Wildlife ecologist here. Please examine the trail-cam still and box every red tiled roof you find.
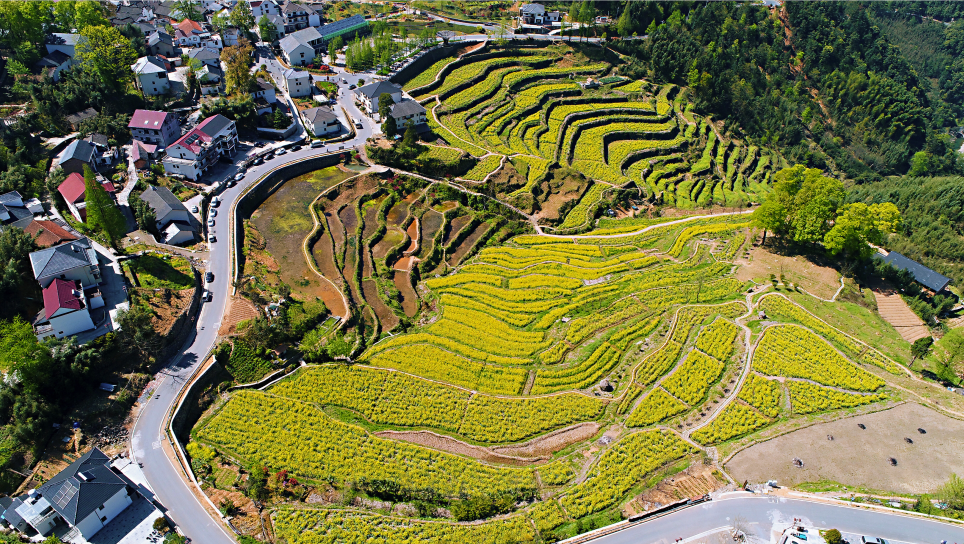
[178,19,202,34]
[128,110,169,129]
[24,220,78,248]
[58,172,117,204]
[42,278,83,317]
[58,172,86,204]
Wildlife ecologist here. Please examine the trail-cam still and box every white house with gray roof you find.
[139,186,197,245]
[279,29,318,66]
[389,100,427,128]
[301,107,342,136]
[353,80,403,114]
[131,56,170,96]
[282,68,312,97]
[30,237,101,289]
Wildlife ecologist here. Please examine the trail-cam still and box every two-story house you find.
[55,140,98,175]
[162,114,238,180]
[353,80,403,115]
[302,107,342,136]
[147,30,176,57]
[129,110,181,148]
[187,46,221,68]
[389,100,427,129]
[4,449,139,541]
[250,0,280,18]
[253,78,277,115]
[519,3,560,25]
[280,0,320,33]
[279,28,319,66]
[30,237,101,289]
[34,278,97,340]
[57,172,117,223]
[131,55,170,96]
[139,186,197,245]
[282,68,311,97]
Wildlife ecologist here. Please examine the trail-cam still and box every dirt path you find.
[873,288,930,344]
[491,423,601,458]
[373,430,547,466]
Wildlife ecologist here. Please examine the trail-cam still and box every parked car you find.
[355,121,363,129]
[190,205,199,213]
[208,234,216,243]
[349,84,356,90]
[234,173,244,181]
[310,140,324,148]
[227,180,236,188]
[211,197,220,207]
[205,272,214,283]
[861,538,887,544]
[291,144,302,151]
[276,148,287,155]
[209,209,217,218]
[254,157,264,165]
[202,290,213,302]
[207,218,215,227]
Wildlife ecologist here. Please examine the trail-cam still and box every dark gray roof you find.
[0,203,33,229]
[65,107,98,126]
[85,133,110,148]
[355,80,401,100]
[30,237,96,280]
[2,497,24,528]
[59,139,96,164]
[148,30,173,46]
[188,47,220,61]
[0,191,22,206]
[879,252,952,292]
[37,448,128,526]
[198,114,233,137]
[318,14,368,39]
[36,50,72,68]
[255,78,274,91]
[390,99,426,118]
[303,107,338,124]
[520,3,546,14]
[140,186,187,219]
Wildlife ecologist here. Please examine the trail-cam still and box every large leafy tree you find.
[823,202,901,259]
[54,0,108,32]
[258,15,277,43]
[221,40,254,95]
[173,0,202,22]
[82,165,127,245]
[0,1,51,59]
[76,25,138,93]
[230,0,255,33]
[0,228,38,320]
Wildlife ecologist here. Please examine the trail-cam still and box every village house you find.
[129,110,181,148]
[57,171,117,223]
[30,237,101,289]
[162,114,238,180]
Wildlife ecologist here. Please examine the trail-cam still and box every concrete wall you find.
[75,488,132,540]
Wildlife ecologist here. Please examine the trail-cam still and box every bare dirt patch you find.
[624,462,727,516]
[372,228,405,261]
[492,423,601,458]
[361,195,386,239]
[735,244,841,299]
[394,270,418,317]
[374,430,545,466]
[136,287,195,336]
[404,217,420,255]
[448,222,490,265]
[363,279,399,331]
[205,487,263,538]
[417,211,444,259]
[442,214,471,246]
[338,204,358,234]
[393,255,417,271]
[726,402,964,494]
[219,297,260,336]
[309,231,348,318]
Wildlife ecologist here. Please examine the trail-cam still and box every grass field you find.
[124,254,193,290]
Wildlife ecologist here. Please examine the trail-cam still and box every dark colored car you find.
[205,272,214,283]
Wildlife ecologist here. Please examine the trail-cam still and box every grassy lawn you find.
[124,254,194,290]
[784,287,912,366]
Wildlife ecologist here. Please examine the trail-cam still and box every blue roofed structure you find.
[879,251,951,293]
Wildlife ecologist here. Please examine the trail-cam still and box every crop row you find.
[197,392,540,496]
[558,183,608,231]
[758,295,902,374]
[440,293,538,328]
[273,509,537,544]
[365,332,532,366]
[737,373,782,418]
[428,55,551,98]
[403,57,457,91]
[508,155,553,197]
[560,429,695,517]
[531,342,623,394]
[661,350,725,406]
[625,387,688,428]
[462,155,504,182]
[752,325,885,392]
[609,315,661,351]
[425,109,489,157]
[786,380,886,415]
[691,402,771,445]
[506,274,584,291]
[694,318,741,361]
[364,343,528,395]
[668,220,753,258]
[566,296,647,345]
[446,66,521,110]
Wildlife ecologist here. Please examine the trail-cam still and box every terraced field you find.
[195,197,911,542]
[406,43,786,232]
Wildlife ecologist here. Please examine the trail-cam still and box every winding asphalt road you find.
[126,37,964,544]
[588,494,964,543]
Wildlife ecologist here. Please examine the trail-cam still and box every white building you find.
[139,186,197,245]
[279,29,318,67]
[128,110,181,147]
[519,3,560,25]
[279,0,321,33]
[34,278,96,340]
[249,0,281,18]
[4,449,137,541]
[302,107,342,136]
[353,80,403,114]
[162,114,238,180]
[44,33,84,62]
[389,100,427,128]
[282,68,312,97]
[131,56,170,96]
[29,238,101,289]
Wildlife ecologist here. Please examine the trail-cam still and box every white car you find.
[276,148,287,155]
[234,173,244,181]
[209,209,217,218]
[207,218,215,227]
[190,206,199,213]
[211,197,220,207]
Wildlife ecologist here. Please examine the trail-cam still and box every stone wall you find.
[157,267,202,363]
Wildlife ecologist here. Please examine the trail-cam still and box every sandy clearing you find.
[491,423,601,458]
[725,402,964,494]
[873,289,930,343]
[373,430,546,466]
